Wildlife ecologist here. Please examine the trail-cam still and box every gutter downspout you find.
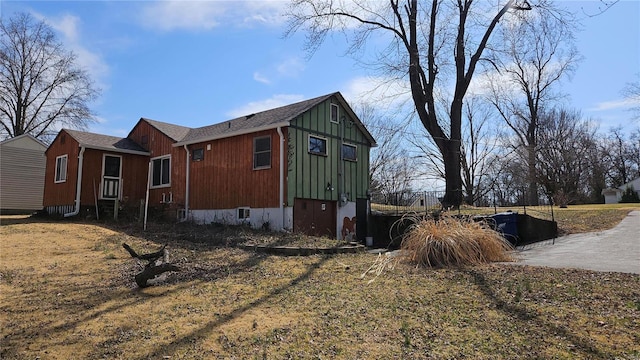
[64,146,85,217]
[183,145,190,221]
[277,127,285,230]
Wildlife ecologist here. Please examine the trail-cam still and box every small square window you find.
[238,207,250,220]
[342,144,357,161]
[309,135,327,156]
[192,148,204,161]
[330,103,339,123]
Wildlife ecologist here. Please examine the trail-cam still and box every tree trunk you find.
[527,144,539,205]
[135,263,181,288]
[441,142,462,208]
[122,243,180,288]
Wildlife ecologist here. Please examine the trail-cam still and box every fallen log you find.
[134,263,181,288]
[122,243,180,288]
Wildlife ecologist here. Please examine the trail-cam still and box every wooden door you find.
[293,198,336,238]
[102,155,121,199]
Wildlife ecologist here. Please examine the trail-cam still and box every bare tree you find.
[623,75,640,121]
[286,0,536,208]
[535,108,598,205]
[356,103,420,203]
[484,4,580,205]
[0,12,99,142]
[602,127,640,187]
[411,95,504,205]
[459,97,504,205]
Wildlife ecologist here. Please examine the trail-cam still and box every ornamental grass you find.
[399,215,516,268]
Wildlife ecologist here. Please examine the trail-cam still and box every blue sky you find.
[1,0,638,137]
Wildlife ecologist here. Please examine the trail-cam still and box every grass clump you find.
[399,215,516,268]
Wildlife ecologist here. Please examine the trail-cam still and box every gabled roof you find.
[64,129,149,155]
[175,93,334,146]
[0,133,47,150]
[138,118,191,142]
[174,92,377,147]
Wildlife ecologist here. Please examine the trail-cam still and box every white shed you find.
[0,134,47,213]
[602,177,640,204]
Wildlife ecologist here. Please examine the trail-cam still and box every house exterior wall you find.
[43,130,80,209]
[187,129,283,210]
[129,120,185,210]
[79,149,149,207]
[43,131,151,214]
[0,135,46,212]
[287,97,371,205]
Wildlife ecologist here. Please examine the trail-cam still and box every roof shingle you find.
[178,93,335,144]
[65,129,148,154]
[141,118,191,142]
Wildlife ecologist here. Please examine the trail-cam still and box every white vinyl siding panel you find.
[0,146,46,211]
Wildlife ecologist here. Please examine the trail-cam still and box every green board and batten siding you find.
[287,97,371,206]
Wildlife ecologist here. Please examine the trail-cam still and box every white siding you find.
[0,138,46,212]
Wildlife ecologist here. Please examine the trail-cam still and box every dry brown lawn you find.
[1,209,639,359]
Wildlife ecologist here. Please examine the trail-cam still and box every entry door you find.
[293,198,336,238]
[102,155,121,199]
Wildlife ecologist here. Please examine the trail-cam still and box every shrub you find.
[399,215,516,268]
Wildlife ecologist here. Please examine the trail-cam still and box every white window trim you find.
[100,154,122,200]
[342,143,357,162]
[253,135,272,170]
[308,134,328,156]
[54,154,68,183]
[151,155,171,189]
[330,103,339,124]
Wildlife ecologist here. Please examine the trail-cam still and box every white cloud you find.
[35,12,110,89]
[277,57,305,77]
[588,97,640,112]
[226,94,306,118]
[140,0,287,32]
[253,57,305,85]
[341,76,412,111]
[253,72,271,84]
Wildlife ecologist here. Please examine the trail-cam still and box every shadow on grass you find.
[133,255,329,359]
[466,269,614,359]
[0,214,50,226]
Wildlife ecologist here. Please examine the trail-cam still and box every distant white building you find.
[602,177,640,204]
[0,134,47,213]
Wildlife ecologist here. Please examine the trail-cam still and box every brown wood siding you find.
[79,149,149,207]
[129,120,184,209]
[188,129,282,209]
[43,130,80,207]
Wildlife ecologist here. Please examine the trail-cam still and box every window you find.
[151,156,171,187]
[192,148,204,161]
[342,144,357,161]
[309,135,327,156]
[55,155,67,183]
[238,207,250,221]
[330,103,339,123]
[103,155,121,178]
[141,135,148,148]
[253,136,271,169]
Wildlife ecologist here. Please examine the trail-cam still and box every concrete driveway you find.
[517,210,640,274]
